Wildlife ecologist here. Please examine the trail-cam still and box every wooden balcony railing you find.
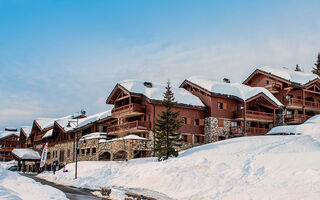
[287,98,303,107]
[107,121,150,134]
[230,126,269,136]
[287,98,320,110]
[264,83,282,91]
[235,110,274,121]
[246,127,269,135]
[112,103,146,117]
[305,100,320,110]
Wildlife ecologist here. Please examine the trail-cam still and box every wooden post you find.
[243,101,246,136]
[302,89,306,121]
[273,109,276,126]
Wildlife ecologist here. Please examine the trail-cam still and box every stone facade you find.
[204,117,231,143]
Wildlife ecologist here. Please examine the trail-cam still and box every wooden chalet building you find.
[180,77,283,142]
[0,128,20,161]
[244,66,320,124]
[106,80,207,150]
[19,126,32,148]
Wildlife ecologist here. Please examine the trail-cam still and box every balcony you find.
[287,98,303,108]
[235,110,274,122]
[264,83,282,93]
[246,127,269,136]
[112,103,146,118]
[107,121,151,135]
[287,98,320,111]
[230,126,268,136]
[305,100,320,110]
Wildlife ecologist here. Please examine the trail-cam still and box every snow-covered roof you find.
[99,134,147,143]
[56,110,112,132]
[42,129,53,139]
[35,115,73,130]
[21,126,32,138]
[0,130,20,139]
[119,80,205,107]
[259,66,319,85]
[185,76,283,106]
[12,149,41,160]
[267,114,320,135]
[80,132,107,141]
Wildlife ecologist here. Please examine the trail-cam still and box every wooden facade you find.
[0,132,20,161]
[180,80,281,136]
[106,84,207,145]
[243,69,320,124]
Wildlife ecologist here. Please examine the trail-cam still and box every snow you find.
[12,149,41,160]
[80,132,107,141]
[35,115,73,130]
[119,80,205,107]
[0,162,67,200]
[99,134,147,143]
[0,130,19,139]
[42,129,53,139]
[21,126,32,138]
[38,133,320,200]
[186,76,283,106]
[267,114,320,135]
[259,66,319,85]
[56,110,112,133]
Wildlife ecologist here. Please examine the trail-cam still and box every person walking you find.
[52,163,56,175]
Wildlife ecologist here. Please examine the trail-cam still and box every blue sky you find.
[1,0,320,130]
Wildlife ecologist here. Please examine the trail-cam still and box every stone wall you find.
[204,117,231,143]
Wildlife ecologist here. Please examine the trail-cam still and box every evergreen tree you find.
[154,81,182,161]
[295,64,301,72]
[312,53,320,76]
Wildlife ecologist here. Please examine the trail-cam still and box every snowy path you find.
[23,174,101,200]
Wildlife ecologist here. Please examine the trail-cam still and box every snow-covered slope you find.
[259,66,319,85]
[0,162,67,200]
[38,134,320,200]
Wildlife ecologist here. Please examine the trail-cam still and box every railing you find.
[287,98,320,110]
[264,83,282,91]
[305,100,320,110]
[230,126,243,136]
[112,103,146,116]
[246,127,269,135]
[285,114,313,123]
[235,110,274,121]
[230,126,269,136]
[287,98,303,107]
[107,121,150,133]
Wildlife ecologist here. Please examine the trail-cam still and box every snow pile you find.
[119,80,205,107]
[267,114,320,135]
[21,126,32,138]
[0,130,20,139]
[38,134,320,199]
[0,162,67,199]
[99,134,147,143]
[259,66,319,85]
[80,132,107,141]
[186,76,282,106]
[12,149,41,160]
[56,110,112,132]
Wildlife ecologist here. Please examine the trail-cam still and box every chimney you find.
[143,81,153,88]
[223,78,230,83]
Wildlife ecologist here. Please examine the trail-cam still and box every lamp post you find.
[67,110,85,180]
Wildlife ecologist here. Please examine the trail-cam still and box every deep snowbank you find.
[38,134,320,200]
[0,162,67,200]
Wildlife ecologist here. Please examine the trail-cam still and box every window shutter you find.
[223,103,227,110]
[218,119,224,127]
[187,118,191,124]
[187,135,193,143]
[199,119,204,126]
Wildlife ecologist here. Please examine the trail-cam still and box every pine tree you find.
[295,64,301,72]
[153,81,183,161]
[312,53,320,76]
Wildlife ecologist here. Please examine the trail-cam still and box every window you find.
[266,80,270,84]
[81,149,85,155]
[86,148,90,155]
[47,152,51,159]
[52,151,55,158]
[194,119,199,126]
[194,136,200,143]
[218,102,227,110]
[182,117,187,124]
[92,148,96,155]
[77,149,80,155]
[218,119,224,127]
[67,149,70,157]
[182,135,188,142]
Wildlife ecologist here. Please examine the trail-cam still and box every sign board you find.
[40,142,48,168]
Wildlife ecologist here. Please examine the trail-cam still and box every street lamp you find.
[67,110,85,180]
